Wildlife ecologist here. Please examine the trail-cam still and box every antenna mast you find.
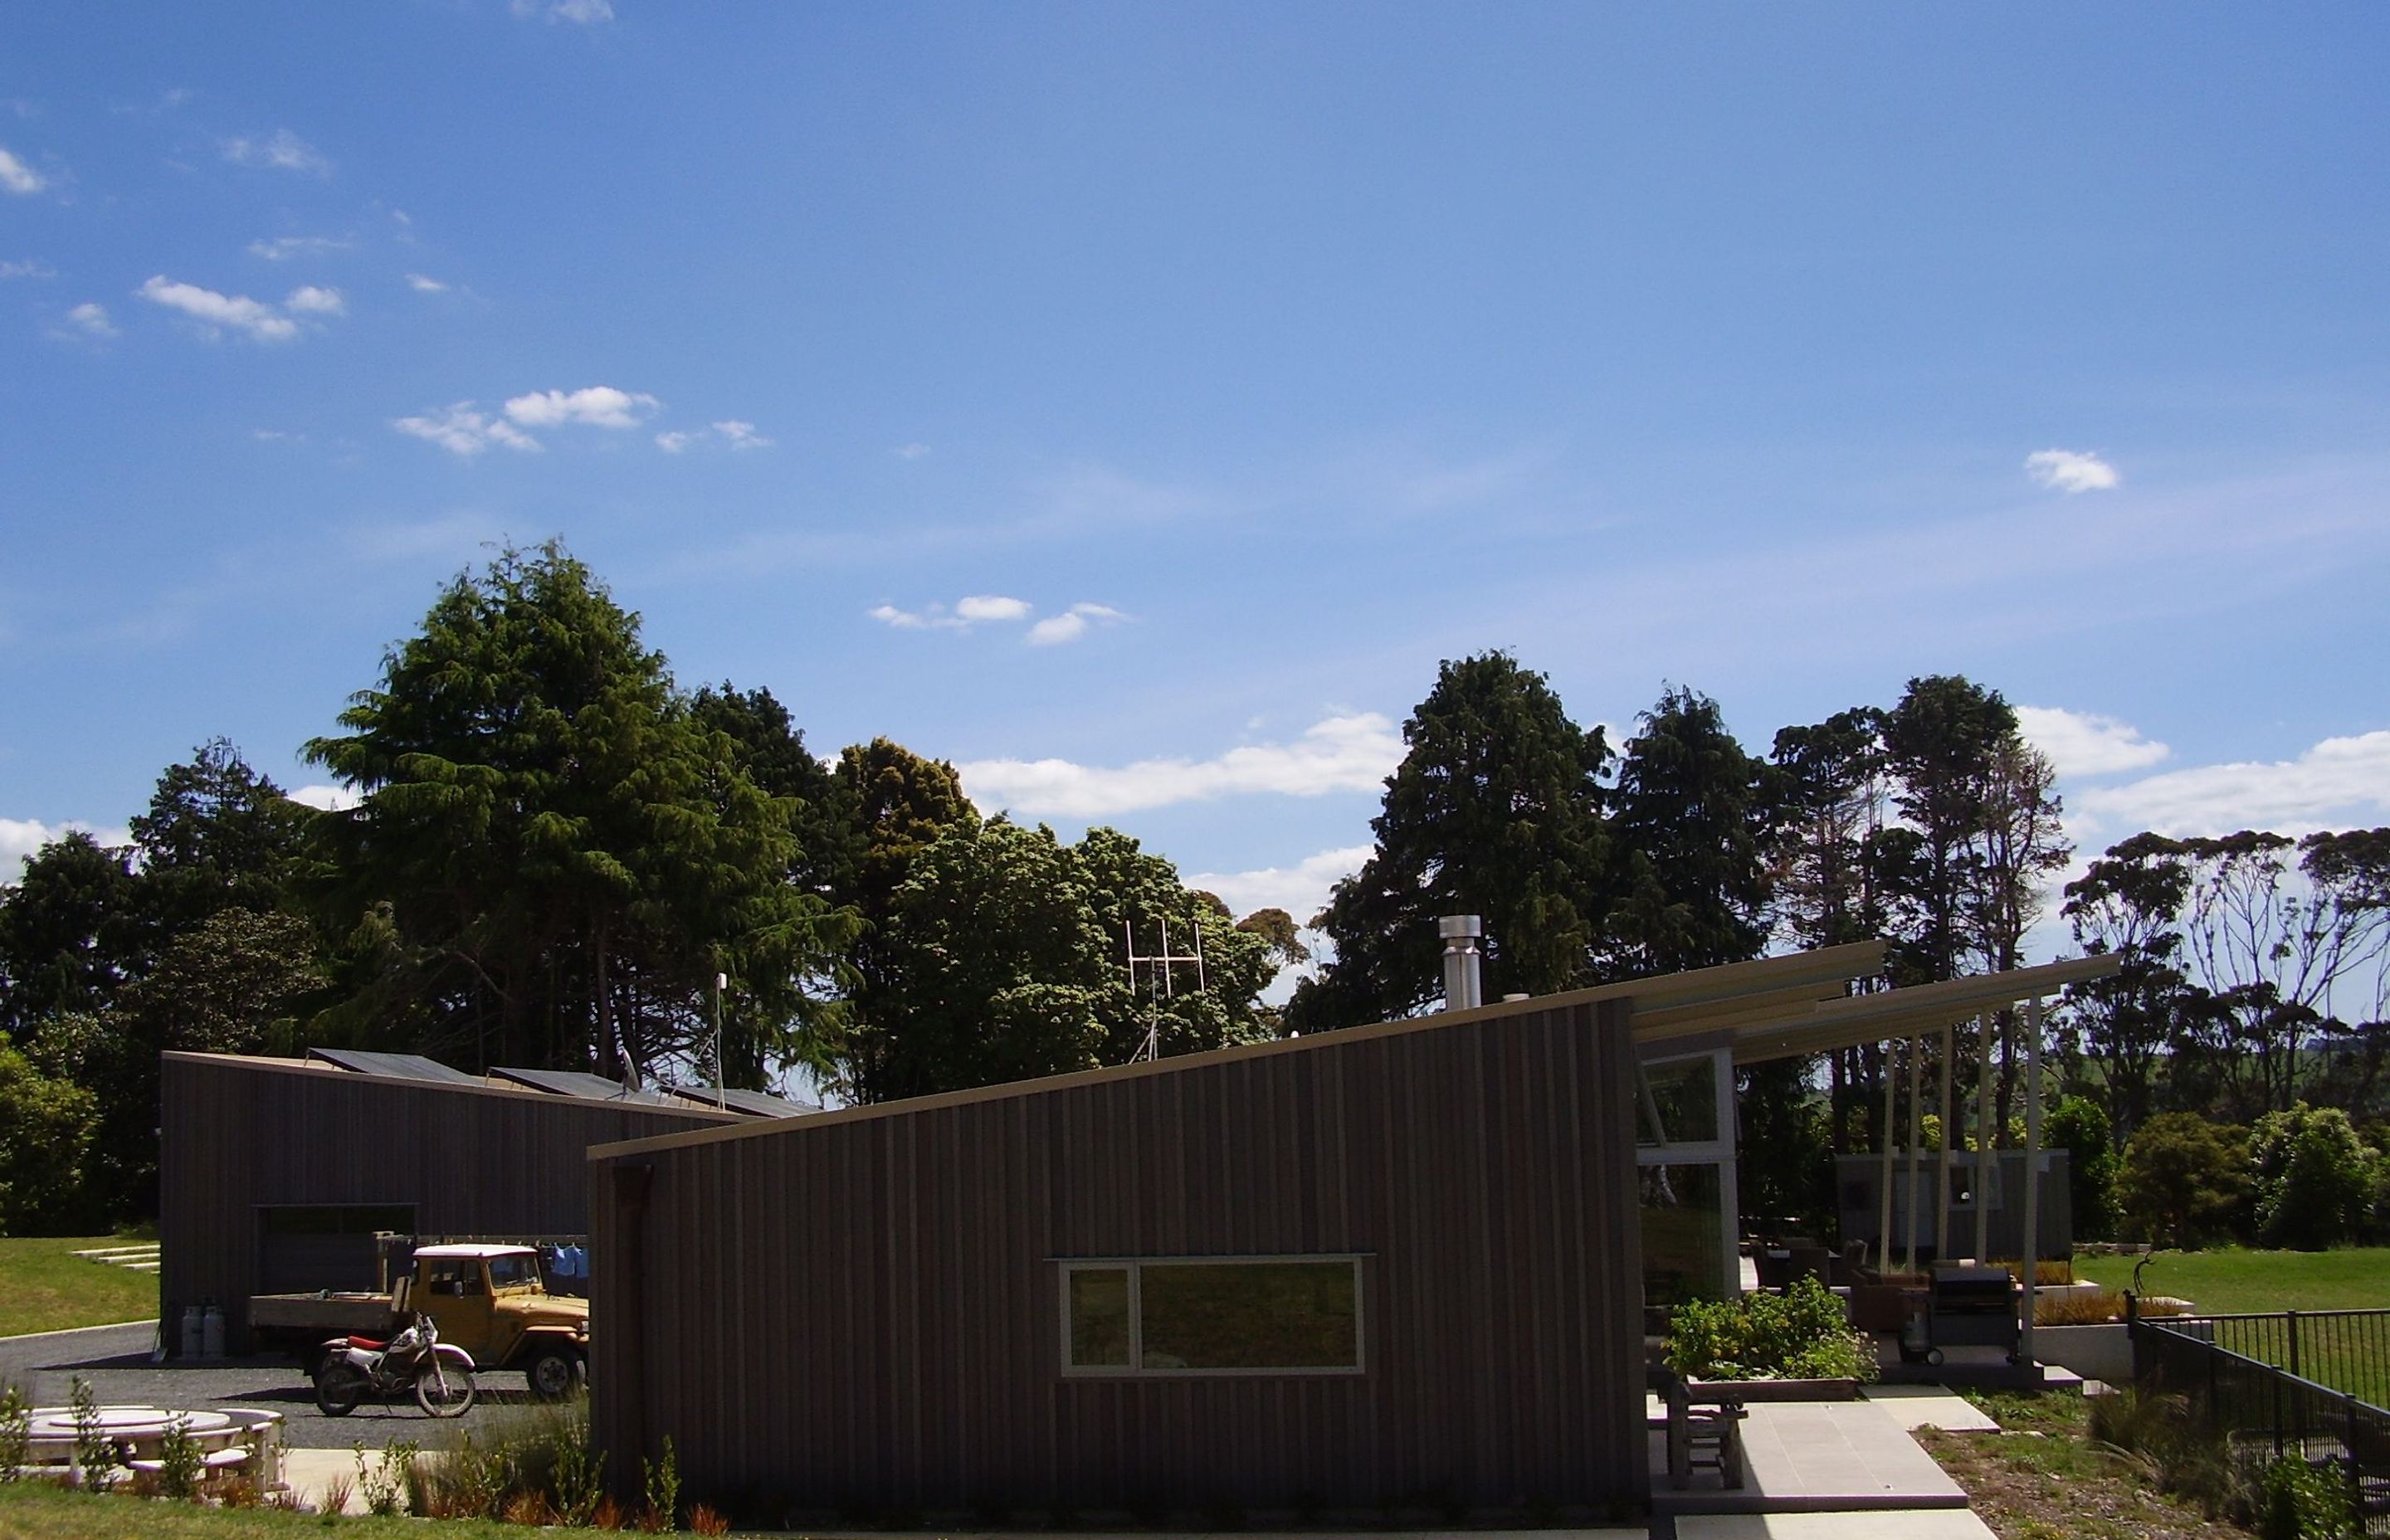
[1123,914,1207,1063]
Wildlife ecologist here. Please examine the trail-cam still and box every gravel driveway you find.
[0,1322,538,1449]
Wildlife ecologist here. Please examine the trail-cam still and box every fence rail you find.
[2134,1310,2390,1534]
[2153,1308,2390,1411]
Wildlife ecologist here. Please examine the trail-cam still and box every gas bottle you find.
[201,1303,226,1360]
[180,1304,203,1359]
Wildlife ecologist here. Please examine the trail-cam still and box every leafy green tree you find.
[692,684,860,904]
[862,819,1112,1099]
[1232,908,1309,968]
[129,738,314,935]
[0,832,143,1037]
[305,543,852,1084]
[2061,833,2197,1137]
[1290,653,1610,1028]
[2117,1112,2250,1250]
[0,1043,99,1235]
[1881,675,2012,985]
[1607,686,1776,977]
[2249,1103,2378,1250]
[66,909,324,1219]
[2045,1095,2119,1242]
[846,821,1284,1101]
[1768,707,1906,1156]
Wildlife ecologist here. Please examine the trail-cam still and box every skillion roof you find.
[587,941,2119,1162]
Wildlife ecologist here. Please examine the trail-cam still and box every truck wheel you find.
[524,1344,582,1401]
[315,1362,367,1416]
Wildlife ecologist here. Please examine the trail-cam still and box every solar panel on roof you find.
[670,1086,821,1118]
[306,1047,485,1085]
[487,1065,684,1108]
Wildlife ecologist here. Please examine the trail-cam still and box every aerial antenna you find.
[1123,914,1207,1063]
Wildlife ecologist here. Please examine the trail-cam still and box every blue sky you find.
[5,4,2388,966]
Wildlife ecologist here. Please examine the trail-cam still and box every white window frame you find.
[1056,1255,1368,1379]
[1634,1045,1741,1300]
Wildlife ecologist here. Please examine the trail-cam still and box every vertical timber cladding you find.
[157,1053,736,1352]
[590,999,1646,1519]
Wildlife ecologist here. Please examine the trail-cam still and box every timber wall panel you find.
[158,1054,732,1352]
[591,1001,1647,1519]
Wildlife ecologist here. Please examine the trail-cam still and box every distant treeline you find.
[0,543,2380,1235]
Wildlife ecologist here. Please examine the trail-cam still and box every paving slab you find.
[1652,1398,1968,1515]
[1676,1511,1997,1539]
[1863,1383,2000,1432]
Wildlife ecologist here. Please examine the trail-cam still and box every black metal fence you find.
[2134,1310,2390,1533]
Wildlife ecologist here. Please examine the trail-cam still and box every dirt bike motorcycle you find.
[314,1312,478,1418]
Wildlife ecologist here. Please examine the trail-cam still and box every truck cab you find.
[405,1244,588,1399]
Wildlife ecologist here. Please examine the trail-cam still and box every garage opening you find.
[256,1204,418,1294]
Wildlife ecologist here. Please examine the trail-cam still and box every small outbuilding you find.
[159,1050,749,1353]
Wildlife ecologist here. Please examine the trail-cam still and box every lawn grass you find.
[2074,1246,2390,1314]
[0,1239,157,1340]
[0,1483,524,1538]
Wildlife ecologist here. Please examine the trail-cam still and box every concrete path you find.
[1675,1513,1997,1538]
[1862,1383,2001,1432]
[1651,1398,1970,1517]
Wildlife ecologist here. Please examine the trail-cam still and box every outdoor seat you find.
[127,1448,250,1474]
[345,1335,386,1351]
[1659,1372,1746,1490]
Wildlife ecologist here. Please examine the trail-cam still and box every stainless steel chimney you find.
[1438,914,1484,1011]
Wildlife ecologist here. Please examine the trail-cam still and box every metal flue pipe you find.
[1438,915,1485,1011]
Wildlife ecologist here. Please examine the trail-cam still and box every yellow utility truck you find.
[251,1242,589,1399]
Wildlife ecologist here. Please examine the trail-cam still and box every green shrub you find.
[1666,1277,1876,1382]
[2119,1113,2248,1249]
[2251,1104,2378,1250]
[0,1382,30,1481]
[154,1415,202,1500]
[2047,1095,2119,1241]
[2254,1455,2359,1540]
[68,1376,114,1491]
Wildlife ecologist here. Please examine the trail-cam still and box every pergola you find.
[1456,939,2122,1362]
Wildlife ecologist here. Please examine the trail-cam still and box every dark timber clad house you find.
[159,1051,740,1354]
[582,940,2117,1523]
[586,992,1652,1524]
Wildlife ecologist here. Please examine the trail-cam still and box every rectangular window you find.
[1058,1257,1364,1377]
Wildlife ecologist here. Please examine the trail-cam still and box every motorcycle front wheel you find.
[315,1361,368,1417]
[415,1362,477,1418]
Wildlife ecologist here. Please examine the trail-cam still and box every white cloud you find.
[393,402,542,456]
[1187,845,1374,927]
[0,259,54,279]
[895,442,931,460]
[2072,730,2390,841]
[2025,448,2120,494]
[136,275,302,342]
[246,234,349,261]
[220,129,329,175]
[0,146,46,195]
[288,784,360,812]
[656,419,772,453]
[404,273,447,293]
[283,285,344,316]
[251,428,302,443]
[514,0,615,20]
[655,430,692,453]
[2017,706,2171,778]
[870,594,1032,631]
[954,595,1032,623]
[959,712,1403,818]
[56,302,116,339]
[2,818,130,880]
[712,419,770,450]
[1027,601,1127,646]
[503,386,658,430]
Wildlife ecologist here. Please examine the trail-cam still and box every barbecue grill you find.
[1924,1264,2019,1365]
